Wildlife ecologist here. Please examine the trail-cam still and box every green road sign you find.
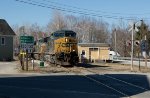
[20,36,34,43]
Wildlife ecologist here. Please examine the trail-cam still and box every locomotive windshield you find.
[53,32,64,37]
[52,30,76,38]
[65,31,76,37]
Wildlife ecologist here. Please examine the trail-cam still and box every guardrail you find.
[111,56,150,62]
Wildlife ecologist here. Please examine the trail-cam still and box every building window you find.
[1,37,5,45]
[89,48,98,51]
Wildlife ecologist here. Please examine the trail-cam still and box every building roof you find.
[0,19,15,36]
[78,43,110,47]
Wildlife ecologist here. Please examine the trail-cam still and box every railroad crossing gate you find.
[20,36,34,53]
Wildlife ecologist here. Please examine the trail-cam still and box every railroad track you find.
[62,64,150,98]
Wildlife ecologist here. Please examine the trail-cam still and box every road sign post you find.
[20,36,34,71]
[20,36,34,43]
[20,36,34,53]
[26,50,28,71]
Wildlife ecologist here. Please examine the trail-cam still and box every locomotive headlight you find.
[65,38,68,42]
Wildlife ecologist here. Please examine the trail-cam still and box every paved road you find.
[0,73,149,98]
[0,61,149,98]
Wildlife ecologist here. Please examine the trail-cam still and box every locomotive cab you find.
[52,30,79,65]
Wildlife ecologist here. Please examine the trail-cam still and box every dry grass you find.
[17,60,150,74]
[18,61,82,74]
[103,63,150,73]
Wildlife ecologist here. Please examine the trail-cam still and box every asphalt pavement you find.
[0,61,150,98]
[0,73,149,98]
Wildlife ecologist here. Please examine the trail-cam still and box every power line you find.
[14,0,143,20]
[41,0,125,15]
[31,0,140,20]
[22,0,122,19]
[41,0,150,16]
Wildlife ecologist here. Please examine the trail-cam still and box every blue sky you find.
[1,0,150,26]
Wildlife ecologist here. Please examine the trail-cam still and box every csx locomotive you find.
[35,30,79,65]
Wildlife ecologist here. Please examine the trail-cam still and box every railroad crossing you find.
[0,68,149,98]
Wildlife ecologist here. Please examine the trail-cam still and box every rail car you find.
[34,30,79,65]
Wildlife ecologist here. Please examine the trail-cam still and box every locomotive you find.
[34,30,79,65]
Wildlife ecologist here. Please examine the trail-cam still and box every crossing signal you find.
[126,40,131,46]
[134,40,140,46]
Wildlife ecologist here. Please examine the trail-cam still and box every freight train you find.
[34,30,79,65]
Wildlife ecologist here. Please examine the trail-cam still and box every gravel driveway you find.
[0,61,19,74]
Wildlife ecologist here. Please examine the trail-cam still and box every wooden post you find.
[55,54,57,66]
[20,54,24,70]
[23,53,25,70]
[32,59,34,70]
[138,52,140,71]
[145,54,147,68]
[26,50,28,71]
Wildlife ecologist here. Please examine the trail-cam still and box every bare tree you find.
[47,10,67,32]
[111,20,130,57]
[29,23,44,40]
[76,16,91,43]
[77,17,109,43]
[65,15,78,30]
[12,24,20,48]
[93,19,109,43]
[46,11,110,43]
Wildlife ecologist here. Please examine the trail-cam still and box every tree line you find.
[12,11,150,57]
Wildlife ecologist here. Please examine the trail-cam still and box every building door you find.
[89,48,98,62]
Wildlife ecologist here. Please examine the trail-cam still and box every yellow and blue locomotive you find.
[35,30,79,65]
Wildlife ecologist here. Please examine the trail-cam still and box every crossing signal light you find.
[126,40,131,46]
[134,40,140,46]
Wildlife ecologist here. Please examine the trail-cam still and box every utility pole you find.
[145,35,147,68]
[131,23,135,71]
[114,29,117,55]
